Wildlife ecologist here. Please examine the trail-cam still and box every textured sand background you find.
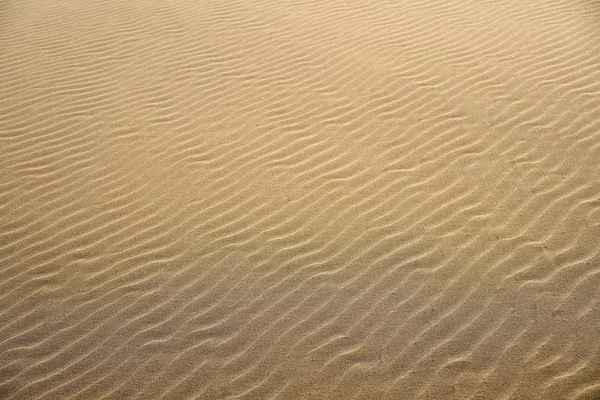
[1,0,600,399]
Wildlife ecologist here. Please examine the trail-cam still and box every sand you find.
[1,0,600,398]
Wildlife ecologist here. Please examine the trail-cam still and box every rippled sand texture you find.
[2,0,600,399]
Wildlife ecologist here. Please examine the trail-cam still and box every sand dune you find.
[1,0,600,398]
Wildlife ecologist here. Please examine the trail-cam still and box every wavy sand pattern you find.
[1,0,600,398]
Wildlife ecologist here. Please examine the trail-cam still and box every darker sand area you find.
[1,0,600,399]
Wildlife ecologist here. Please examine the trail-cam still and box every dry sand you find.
[1,0,600,398]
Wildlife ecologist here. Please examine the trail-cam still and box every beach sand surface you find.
[1,0,600,398]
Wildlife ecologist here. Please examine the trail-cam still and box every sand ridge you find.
[1,0,600,399]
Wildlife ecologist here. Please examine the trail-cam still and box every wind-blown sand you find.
[1,0,600,398]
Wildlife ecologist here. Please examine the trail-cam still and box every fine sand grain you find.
[1,0,600,399]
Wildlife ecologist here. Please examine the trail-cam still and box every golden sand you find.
[1,0,600,398]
